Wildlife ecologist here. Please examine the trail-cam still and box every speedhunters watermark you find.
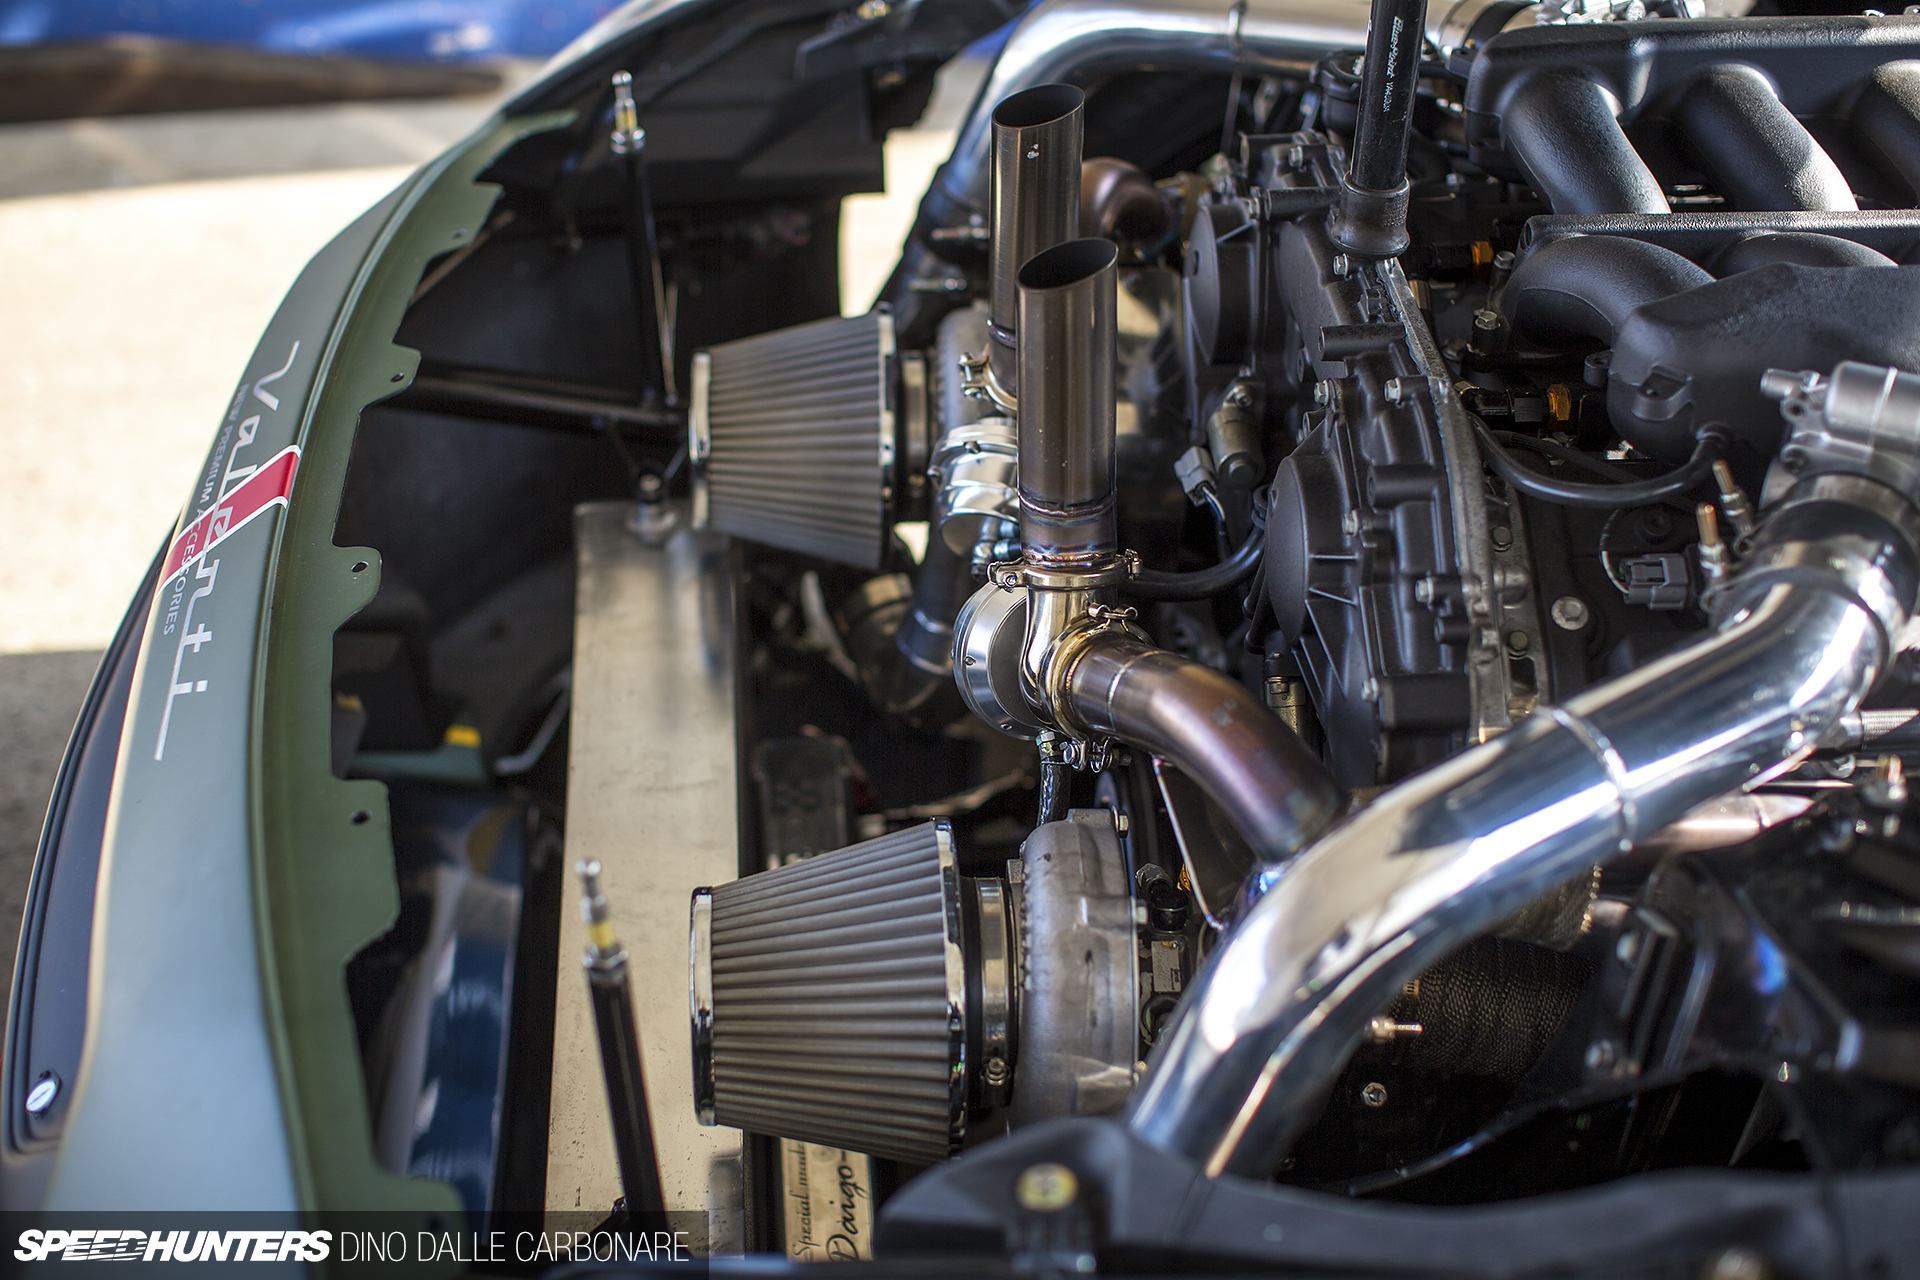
[7,1214,705,1272]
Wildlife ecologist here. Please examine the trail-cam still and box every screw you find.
[1313,381,1332,407]
[1359,1081,1389,1108]
[1015,1162,1079,1212]
[1489,525,1513,551]
[1365,1017,1423,1044]
[1492,250,1516,272]
[1342,510,1361,536]
[1114,811,1131,835]
[1505,630,1531,656]
[983,1057,1010,1086]
[1360,677,1380,702]
[1384,377,1408,405]
[1585,1039,1618,1071]
[24,1073,58,1116]
[1414,576,1437,605]
[1473,308,1502,332]
[1551,596,1590,631]
[1331,253,1352,279]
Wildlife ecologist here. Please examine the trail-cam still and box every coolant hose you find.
[1474,420,1725,509]
[1125,526,1266,601]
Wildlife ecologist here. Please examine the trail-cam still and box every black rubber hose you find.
[1489,430,1695,513]
[1125,526,1266,601]
[1476,420,1725,509]
[1038,760,1069,824]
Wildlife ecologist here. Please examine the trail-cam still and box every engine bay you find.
[313,0,1920,1268]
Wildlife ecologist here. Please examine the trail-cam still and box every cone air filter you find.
[690,822,969,1164]
[691,312,895,570]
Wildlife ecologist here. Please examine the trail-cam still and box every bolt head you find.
[1313,381,1331,407]
[1585,1039,1618,1071]
[1505,630,1531,656]
[1473,308,1502,331]
[1359,1081,1389,1108]
[1489,524,1513,551]
[1331,253,1352,279]
[1341,509,1361,536]
[24,1075,58,1115]
[1015,1162,1079,1212]
[1414,577,1436,605]
[1384,377,1406,405]
[1551,596,1591,631]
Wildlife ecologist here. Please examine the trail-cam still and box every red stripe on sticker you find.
[161,446,300,582]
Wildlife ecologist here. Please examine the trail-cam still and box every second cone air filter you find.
[691,312,895,570]
[690,822,967,1165]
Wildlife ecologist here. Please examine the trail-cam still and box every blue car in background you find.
[0,0,615,62]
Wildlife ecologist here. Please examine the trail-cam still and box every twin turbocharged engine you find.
[681,0,1920,1181]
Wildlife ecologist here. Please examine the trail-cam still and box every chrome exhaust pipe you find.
[988,85,1084,401]
[956,238,1340,864]
[1126,472,1920,1177]
[1016,237,1117,567]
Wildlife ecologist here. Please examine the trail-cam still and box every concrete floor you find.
[0,86,512,999]
[0,58,977,998]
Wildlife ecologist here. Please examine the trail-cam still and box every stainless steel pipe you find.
[1059,633,1342,862]
[1017,238,1119,565]
[1127,474,1920,1177]
[990,84,1084,398]
[931,0,1377,222]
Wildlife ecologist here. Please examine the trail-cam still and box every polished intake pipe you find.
[990,85,1084,398]
[1126,474,1919,1177]
[1676,65,1856,212]
[1060,634,1342,863]
[1018,238,1118,565]
[927,0,1376,223]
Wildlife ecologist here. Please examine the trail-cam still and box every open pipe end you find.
[992,82,1085,130]
[1017,236,1118,291]
[1017,238,1119,563]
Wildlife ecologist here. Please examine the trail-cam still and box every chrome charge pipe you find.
[914,0,1377,237]
[1126,472,1920,1177]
